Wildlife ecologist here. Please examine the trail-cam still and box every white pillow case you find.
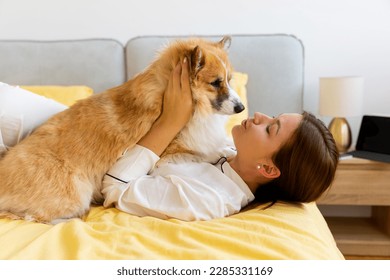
[0,82,67,155]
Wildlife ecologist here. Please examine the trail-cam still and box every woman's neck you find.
[228,157,262,194]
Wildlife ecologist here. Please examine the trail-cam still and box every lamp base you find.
[328,117,352,153]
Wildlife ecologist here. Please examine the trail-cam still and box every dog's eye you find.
[210,79,222,88]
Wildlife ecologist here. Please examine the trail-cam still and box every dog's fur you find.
[0,36,244,223]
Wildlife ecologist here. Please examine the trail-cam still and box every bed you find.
[0,35,344,260]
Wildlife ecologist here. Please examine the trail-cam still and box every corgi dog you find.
[0,36,244,223]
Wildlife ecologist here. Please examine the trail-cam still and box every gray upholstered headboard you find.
[0,39,126,93]
[0,35,304,117]
[126,35,304,116]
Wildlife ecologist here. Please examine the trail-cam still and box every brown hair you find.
[254,111,339,204]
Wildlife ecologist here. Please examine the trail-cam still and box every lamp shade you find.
[319,76,364,117]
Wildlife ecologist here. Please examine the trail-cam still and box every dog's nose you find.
[234,103,245,113]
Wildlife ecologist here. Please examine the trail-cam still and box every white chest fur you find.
[160,113,235,165]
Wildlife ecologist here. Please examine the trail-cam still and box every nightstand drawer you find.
[318,158,390,205]
[317,157,390,258]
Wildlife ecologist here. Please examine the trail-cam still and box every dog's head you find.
[188,36,244,116]
[153,37,245,159]
[166,36,244,117]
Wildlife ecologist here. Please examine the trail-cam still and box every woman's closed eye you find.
[266,116,276,134]
[266,120,281,136]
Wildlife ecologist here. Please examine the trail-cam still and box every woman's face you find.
[232,112,303,165]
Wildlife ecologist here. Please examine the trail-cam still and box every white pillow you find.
[0,82,67,154]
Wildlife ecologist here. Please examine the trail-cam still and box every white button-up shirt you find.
[102,144,254,221]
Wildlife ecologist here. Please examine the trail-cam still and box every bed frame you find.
[0,35,345,260]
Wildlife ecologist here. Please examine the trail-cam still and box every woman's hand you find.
[158,57,193,130]
[137,58,193,156]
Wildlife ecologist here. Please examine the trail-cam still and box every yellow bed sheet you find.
[0,202,344,260]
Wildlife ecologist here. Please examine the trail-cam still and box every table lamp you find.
[319,76,364,153]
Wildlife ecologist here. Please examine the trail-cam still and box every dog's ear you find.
[189,46,205,77]
[218,36,231,50]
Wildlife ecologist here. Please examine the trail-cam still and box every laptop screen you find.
[356,115,390,155]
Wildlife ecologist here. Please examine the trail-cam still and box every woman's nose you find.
[253,112,272,124]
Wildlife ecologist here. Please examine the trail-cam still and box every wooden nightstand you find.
[318,157,390,258]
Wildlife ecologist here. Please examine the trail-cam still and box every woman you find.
[102,58,339,221]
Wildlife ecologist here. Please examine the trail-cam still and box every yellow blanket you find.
[0,202,343,260]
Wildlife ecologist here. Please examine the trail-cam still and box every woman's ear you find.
[259,164,281,179]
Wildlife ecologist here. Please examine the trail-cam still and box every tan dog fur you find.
[0,36,243,223]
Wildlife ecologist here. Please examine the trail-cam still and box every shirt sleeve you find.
[103,144,160,183]
[102,145,241,221]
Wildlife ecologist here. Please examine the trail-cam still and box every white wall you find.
[1,0,390,139]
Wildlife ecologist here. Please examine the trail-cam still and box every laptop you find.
[346,115,390,163]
